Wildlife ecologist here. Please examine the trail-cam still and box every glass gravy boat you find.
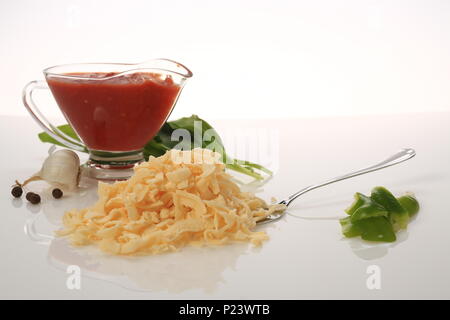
[23,59,193,180]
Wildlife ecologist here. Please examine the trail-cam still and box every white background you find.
[1,0,450,120]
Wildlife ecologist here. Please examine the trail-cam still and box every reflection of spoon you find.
[259,148,416,224]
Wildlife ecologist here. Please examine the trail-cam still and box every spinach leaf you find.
[38,115,272,180]
[38,125,88,152]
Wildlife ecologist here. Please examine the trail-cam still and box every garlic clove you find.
[39,149,80,190]
[22,149,81,191]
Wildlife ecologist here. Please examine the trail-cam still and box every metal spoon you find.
[258,148,416,224]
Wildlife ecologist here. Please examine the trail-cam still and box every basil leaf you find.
[38,124,87,152]
[37,115,272,180]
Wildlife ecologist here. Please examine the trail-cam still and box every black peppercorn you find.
[52,188,63,199]
[26,192,41,204]
[11,186,23,198]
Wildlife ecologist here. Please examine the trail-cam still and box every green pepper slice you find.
[370,186,409,231]
[397,194,420,217]
[340,187,419,242]
[356,217,397,242]
[345,192,366,215]
[340,216,361,238]
[348,193,388,222]
[340,216,396,242]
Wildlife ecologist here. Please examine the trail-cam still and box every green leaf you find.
[38,124,87,152]
[162,115,270,180]
[37,115,273,180]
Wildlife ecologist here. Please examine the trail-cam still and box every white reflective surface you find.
[1,113,450,299]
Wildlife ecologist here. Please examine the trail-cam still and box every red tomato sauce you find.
[47,72,181,151]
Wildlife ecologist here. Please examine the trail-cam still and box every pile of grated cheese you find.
[56,148,285,255]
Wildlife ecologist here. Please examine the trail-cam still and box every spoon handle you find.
[280,148,416,207]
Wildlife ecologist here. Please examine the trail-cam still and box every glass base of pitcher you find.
[85,149,144,181]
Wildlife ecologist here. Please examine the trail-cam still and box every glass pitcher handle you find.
[22,80,86,152]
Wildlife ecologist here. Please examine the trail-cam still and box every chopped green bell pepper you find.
[356,217,397,242]
[397,194,420,217]
[371,186,409,231]
[340,216,362,238]
[340,186,419,243]
[347,193,388,222]
[340,216,396,242]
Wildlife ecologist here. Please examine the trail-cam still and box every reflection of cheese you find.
[56,149,285,255]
